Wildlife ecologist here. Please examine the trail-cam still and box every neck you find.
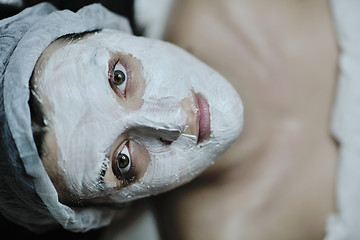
[157,0,339,239]
[156,128,338,239]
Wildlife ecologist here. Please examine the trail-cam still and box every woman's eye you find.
[113,143,132,181]
[111,62,127,96]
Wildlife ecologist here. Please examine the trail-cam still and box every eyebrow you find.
[58,30,99,44]
[71,199,132,210]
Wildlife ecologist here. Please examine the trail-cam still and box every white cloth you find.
[0,0,23,7]
[134,0,175,39]
[325,0,360,239]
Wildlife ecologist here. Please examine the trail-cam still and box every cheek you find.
[109,133,222,202]
[139,134,200,186]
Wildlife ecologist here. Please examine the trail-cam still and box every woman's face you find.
[34,29,243,204]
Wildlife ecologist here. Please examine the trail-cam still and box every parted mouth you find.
[195,92,211,144]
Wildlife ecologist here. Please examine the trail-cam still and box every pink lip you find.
[195,93,211,144]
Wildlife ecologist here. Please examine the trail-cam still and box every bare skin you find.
[154,0,339,239]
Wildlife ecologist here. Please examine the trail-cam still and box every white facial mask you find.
[35,29,244,202]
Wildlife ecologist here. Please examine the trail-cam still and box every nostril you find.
[159,138,173,145]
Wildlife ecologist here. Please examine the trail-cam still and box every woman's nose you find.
[127,97,189,143]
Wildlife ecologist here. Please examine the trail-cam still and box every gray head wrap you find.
[0,2,131,232]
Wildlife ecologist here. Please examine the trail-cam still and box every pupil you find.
[114,70,125,85]
[117,154,129,169]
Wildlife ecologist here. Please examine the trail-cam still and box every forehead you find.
[33,35,122,194]
[32,36,110,192]
[34,40,112,119]
[37,32,96,65]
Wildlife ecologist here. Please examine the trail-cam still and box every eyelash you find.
[111,141,136,185]
[108,59,130,98]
